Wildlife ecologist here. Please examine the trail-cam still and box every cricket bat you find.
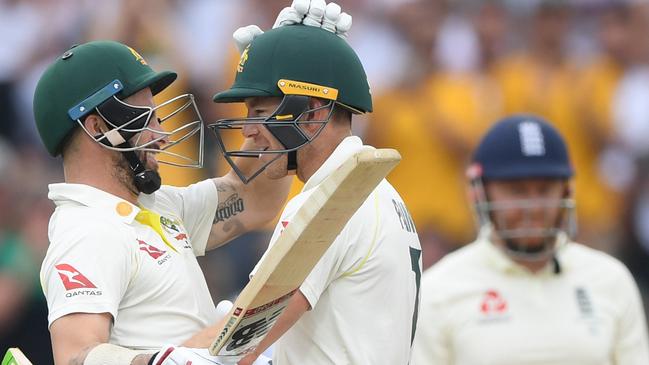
[209,148,401,357]
[2,348,32,365]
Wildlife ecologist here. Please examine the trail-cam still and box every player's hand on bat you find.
[233,0,352,53]
[151,345,271,365]
[150,345,222,364]
[237,351,261,365]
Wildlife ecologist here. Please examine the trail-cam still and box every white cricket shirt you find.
[252,136,423,365]
[41,180,219,349]
[411,227,649,365]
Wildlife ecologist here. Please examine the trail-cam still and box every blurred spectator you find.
[0,139,57,363]
[494,1,621,249]
[367,0,449,268]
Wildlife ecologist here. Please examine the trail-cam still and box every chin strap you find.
[95,132,161,194]
[287,150,298,171]
[120,147,161,194]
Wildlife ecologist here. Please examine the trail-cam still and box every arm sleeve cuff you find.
[299,282,320,310]
[48,303,117,328]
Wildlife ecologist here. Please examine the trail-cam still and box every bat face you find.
[208,148,401,358]
[216,290,296,356]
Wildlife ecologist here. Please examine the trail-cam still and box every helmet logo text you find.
[277,79,338,100]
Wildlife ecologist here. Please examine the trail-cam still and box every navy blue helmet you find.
[470,115,574,181]
[467,115,577,262]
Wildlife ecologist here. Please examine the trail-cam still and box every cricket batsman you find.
[31,2,343,364]
[207,3,423,364]
[411,115,649,365]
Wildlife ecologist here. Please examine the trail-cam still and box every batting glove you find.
[149,345,271,365]
[233,0,352,54]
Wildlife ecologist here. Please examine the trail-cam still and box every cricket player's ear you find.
[298,98,330,134]
[82,114,108,136]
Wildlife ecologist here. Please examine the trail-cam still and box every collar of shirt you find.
[301,136,373,192]
[48,183,141,224]
[475,225,569,277]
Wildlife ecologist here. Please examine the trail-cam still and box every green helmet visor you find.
[208,95,335,184]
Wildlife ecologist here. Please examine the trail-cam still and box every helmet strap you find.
[287,150,298,172]
[120,146,161,194]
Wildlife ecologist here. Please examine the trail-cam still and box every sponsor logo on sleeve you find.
[55,263,102,298]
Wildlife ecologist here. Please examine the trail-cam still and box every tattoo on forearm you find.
[214,193,245,223]
[214,179,246,237]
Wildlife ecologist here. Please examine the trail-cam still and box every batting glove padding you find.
[233,0,352,54]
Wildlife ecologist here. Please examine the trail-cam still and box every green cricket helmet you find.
[33,40,204,193]
[209,25,372,183]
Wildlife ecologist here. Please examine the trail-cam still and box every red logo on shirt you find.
[175,233,187,241]
[278,220,290,235]
[55,264,97,290]
[138,239,166,259]
[480,289,507,315]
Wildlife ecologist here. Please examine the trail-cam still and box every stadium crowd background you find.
[2,0,649,362]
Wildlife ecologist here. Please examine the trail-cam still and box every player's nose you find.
[150,117,170,145]
[241,123,259,138]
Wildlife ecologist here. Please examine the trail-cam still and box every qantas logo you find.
[480,289,507,315]
[55,264,96,290]
[138,239,166,259]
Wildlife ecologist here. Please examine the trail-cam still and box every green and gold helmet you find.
[33,40,204,193]
[214,24,372,113]
[210,25,372,183]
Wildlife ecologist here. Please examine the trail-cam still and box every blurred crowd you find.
[2,0,649,361]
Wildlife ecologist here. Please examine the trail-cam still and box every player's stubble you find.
[111,149,160,196]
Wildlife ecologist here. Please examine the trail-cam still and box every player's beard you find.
[504,236,555,255]
[111,150,161,195]
[494,207,565,261]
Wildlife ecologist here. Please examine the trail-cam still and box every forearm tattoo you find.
[214,181,245,233]
[214,193,245,223]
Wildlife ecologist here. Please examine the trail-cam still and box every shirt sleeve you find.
[158,180,218,257]
[41,220,133,327]
[613,265,649,365]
